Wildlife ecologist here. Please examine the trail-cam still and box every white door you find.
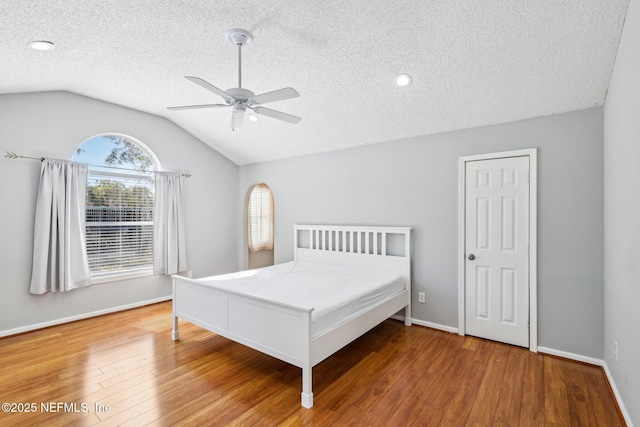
[465,156,530,347]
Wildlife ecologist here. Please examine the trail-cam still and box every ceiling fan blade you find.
[253,107,301,124]
[167,104,230,111]
[231,109,245,131]
[251,87,300,105]
[185,76,232,100]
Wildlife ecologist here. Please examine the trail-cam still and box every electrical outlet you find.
[187,270,193,278]
[614,340,619,362]
[418,292,426,303]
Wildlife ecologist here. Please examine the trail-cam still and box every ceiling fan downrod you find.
[237,43,242,88]
[225,29,253,89]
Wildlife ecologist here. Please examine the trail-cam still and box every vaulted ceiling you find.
[0,0,629,165]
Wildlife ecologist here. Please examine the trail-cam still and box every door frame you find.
[457,148,538,352]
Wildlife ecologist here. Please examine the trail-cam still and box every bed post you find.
[301,308,313,408]
[171,277,179,341]
[171,316,179,341]
[293,225,299,261]
[404,304,412,326]
[404,227,412,326]
[301,367,313,408]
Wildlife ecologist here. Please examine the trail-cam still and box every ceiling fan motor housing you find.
[226,88,255,102]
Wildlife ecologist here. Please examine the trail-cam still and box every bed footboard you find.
[172,275,314,367]
[172,275,315,407]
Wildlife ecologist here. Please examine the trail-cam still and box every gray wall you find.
[604,0,640,422]
[0,91,239,333]
[240,108,605,358]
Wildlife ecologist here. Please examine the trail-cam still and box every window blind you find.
[248,184,274,251]
[85,169,154,278]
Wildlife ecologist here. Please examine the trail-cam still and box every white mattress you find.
[198,261,405,338]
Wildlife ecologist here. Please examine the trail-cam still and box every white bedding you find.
[199,261,405,338]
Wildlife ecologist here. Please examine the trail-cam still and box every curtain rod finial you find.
[5,151,44,161]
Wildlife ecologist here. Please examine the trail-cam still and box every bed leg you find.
[405,306,412,326]
[171,316,179,341]
[301,367,313,408]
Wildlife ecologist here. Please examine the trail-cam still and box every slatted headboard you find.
[293,225,411,294]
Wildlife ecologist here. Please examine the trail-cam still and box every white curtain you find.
[154,171,187,275]
[30,159,91,294]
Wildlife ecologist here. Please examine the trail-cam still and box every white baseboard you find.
[0,296,173,338]
[603,362,635,427]
[390,314,407,323]
[382,326,635,425]
[537,347,634,427]
[390,315,459,334]
[412,318,459,334]
[537,346,604,366]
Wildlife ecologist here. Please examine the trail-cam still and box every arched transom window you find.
[247,183,274,251]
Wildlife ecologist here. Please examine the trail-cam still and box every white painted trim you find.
[411,318,459,334]
[390,315,459,334]
[458,156,466,335]
[90,268,153,285]
[529,150,538,351]
[0,295,172,338]
[398,318,635,426]
[537,346,603,366]
[458,148,538,352]
[535,348,634,426]
[390,314,405,323]
[603,362,636,427]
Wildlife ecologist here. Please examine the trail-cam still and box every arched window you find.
[247,183,274,252]
[72,134,159,282]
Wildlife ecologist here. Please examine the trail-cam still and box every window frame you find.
[73,133,161,284]
[247,183,274,252]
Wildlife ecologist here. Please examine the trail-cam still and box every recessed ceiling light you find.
[27,40,56,51]
[395,73,412,87]
[248,113,259,122]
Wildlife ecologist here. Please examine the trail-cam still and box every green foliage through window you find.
[103,136,154,172]
[87,179,154,208]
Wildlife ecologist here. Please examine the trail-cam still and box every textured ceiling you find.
[0,0,629,165]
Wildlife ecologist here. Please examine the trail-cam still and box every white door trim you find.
[458,148,538,352]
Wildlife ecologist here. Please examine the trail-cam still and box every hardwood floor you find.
[0,302,625,426]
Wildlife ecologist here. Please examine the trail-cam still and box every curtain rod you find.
[4,151,192,178]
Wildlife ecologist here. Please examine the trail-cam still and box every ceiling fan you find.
[167,29,301,131]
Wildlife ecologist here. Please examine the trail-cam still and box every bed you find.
[171,225,412,408]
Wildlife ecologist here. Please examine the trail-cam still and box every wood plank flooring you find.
[0,302,625,426]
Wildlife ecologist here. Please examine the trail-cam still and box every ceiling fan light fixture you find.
[27,40,55,51]
[395,73,412,87]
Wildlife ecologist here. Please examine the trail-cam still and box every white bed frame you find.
[171,225,411,408]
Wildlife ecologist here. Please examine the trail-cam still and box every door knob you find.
[468,254,475,260]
